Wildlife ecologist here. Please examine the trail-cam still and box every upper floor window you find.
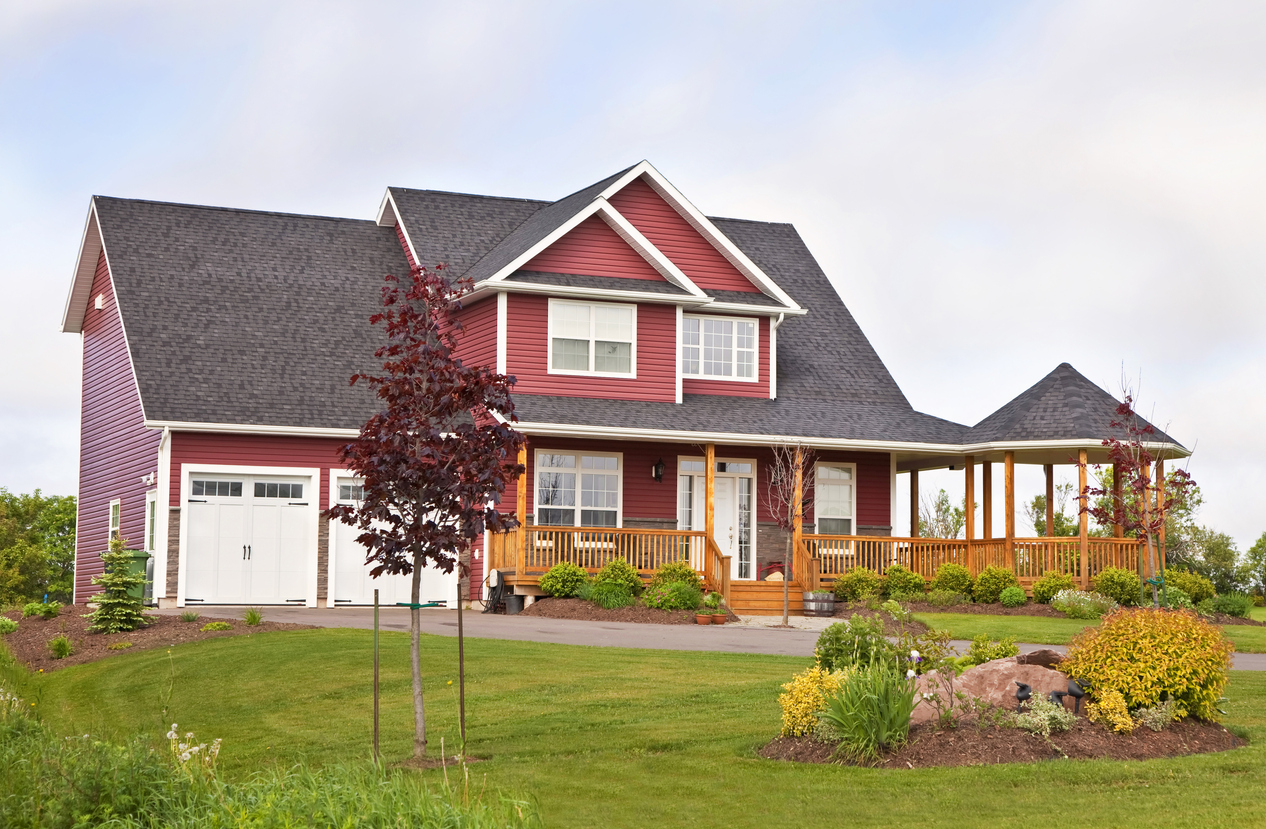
[549,299,636,377]
[535,451,621,528]
[682,316,757,381]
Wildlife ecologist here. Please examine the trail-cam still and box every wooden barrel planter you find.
[802,591,836,617]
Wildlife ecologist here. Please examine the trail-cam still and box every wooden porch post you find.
[1112,462,1123,539]
[1044,464,1054,537]
[982,462,993,540]
[964,456,975,541]
[909,469,919,538]
[792,447,804,586]
[1078,448,1089,589]
[516,443,528,573]
[1004,451,1015,570]
[1156,458,1166,569]
[704,444,716,548]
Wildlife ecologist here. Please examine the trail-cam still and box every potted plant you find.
[711,604,727,624]
[695,608,713,625]
[701,592,723,624]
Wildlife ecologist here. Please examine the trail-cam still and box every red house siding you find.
[504,294,676,401]
[609,177,760,294]
[75,250,162,602]
[396,224,417,269]
[453,296,497,369]
[523,215,667,281]
[680,314,770,398]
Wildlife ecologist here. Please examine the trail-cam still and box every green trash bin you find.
[121,550,153,604]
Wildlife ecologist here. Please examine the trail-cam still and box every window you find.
[192,480,243,497]
[108,500,121,542]
[815,464,856,535]
[254,482,302,499]
[338,483,364,502]
[549,300,635,376]
[682,316,757,381]
[145,492,157,552]
[535,452,621,527]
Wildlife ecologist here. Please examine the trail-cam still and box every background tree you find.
[918,489,966,539]
[327,264,525,760]
[763,443,813,625]
[1245,532,1266,600]
[0,489,77,604]
[1023,482,1078,537]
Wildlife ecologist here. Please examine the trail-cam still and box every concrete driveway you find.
[155,605,1266,670]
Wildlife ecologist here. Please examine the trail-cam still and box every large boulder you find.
[912,657,1071,725]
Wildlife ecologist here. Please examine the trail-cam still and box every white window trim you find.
[814,461,858,535]
[546,298,638,379]
[532,450,624,528]
[681,313,760,383]
[145,490,158,553]
[108,499,121,544]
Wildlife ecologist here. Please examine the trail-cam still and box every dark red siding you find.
[681,314,770,398]
[396,224,417,269]
[609,177,761,293]
[75,250,162,602]
[504,294,676,401]
[453,296,497,369]
[523,215,668,281]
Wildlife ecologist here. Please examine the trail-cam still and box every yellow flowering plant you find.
[778,665,849,737]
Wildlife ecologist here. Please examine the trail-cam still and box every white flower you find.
[910,649,920,659]
[906,669,916,679]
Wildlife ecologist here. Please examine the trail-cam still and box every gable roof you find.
[964,362,1183,448]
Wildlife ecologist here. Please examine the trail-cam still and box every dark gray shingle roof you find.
[965,363,1182,446]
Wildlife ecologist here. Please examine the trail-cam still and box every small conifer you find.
[88,536,149,633]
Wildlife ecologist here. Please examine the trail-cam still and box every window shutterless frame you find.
[813,462,858,535]
[108,499,121,543]
[681,314,759,382]
[145,491,158,553]
[532,450,624,528]
[547,298,638,378]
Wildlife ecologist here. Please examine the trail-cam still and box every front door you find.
[678,457,755,581]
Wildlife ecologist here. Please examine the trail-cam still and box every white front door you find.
[678,458,756,581]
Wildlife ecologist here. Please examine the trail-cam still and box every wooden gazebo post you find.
[964,456,976,576]
[1043,464,1054,538]
[1078,448,1089,589]
[909,469,919,538]
[1112,462,1123,539]
[982,462,993,541]
[1004,451,1015,572]
[516,443,528,574]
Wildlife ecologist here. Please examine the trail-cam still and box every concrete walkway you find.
[155,606,1266,670]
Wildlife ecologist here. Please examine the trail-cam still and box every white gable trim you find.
[597,162,802,311]
[375,190,418,267]
[484,198,708,298]
[61,200,105,334]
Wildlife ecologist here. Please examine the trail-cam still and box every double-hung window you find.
[535,452,621,528]
[549,300,635,376]
[108,500,121,542]
[681,315,757,381]
[815,464,856,535]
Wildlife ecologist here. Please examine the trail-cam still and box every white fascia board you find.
[379,191,418,266]
[704,302,807,317]
[375,189,399,227]
[467,280,712,307]
[61,200,104,334]
[495,291,507,374]
[957,438,1192,459]
[602,162,803,311]
[145,420,362,439]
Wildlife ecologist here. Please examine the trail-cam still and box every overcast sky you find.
[2,1,1263,548]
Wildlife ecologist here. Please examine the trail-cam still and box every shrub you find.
[106,641,134,651]
[539,562,590,598]
[1051,589,1118,620]
[594,559,642,595]
[1013,695,1076,738]
[48,633,73,659]
[880,599,911,623]
[22,601,61,620]
[179,611,200,623]
[201,621,232,632]
[818,662,917,764]
[964,634,1019,667]
[832,569,882,602]
[1161,586,1194,610]
[999,586,1027,608]
[1166,568,1216,604]
[0,617,16,635]
[1210,592,1254,619]
[883,565,926,598]
[588,581,634,610]
[647,561,703,593]
[703,591,722,611]
[886,590,925,603]
[1086,687,1135,733]
[1092,567,1141,607]
[1032,570,1075,604]
[642,581,702,611]
[973,566,1020,604]
[925,589,969,607]
[815,615,892,671]
[778,665,848,737]
[929,563,974,596]
[1134,699,1179,732]
[1061,608,1233,721]
[88,536,149,633]
[243,607,263,626]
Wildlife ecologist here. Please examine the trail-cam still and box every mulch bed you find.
[1,608,314,673]
[760,716,1245,768]
[519,597,740,625]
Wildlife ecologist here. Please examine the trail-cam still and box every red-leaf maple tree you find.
[1079,394,1194,607]
[328,264,524,759]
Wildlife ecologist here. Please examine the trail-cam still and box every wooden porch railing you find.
[792,538,819,592]
[703,537,731,606]
[488,526,707,575]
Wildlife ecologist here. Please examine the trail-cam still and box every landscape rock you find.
[1016,649,1065,669]
[911,657,1071,724]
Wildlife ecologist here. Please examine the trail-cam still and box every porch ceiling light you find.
[652,458,665,483]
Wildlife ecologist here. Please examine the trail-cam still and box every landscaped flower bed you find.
[517,560,736,625]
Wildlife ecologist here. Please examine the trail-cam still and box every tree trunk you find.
[782,533,791,626]
[409,551,427,758]
[1146,533,1160,608]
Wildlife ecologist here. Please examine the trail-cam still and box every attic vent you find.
[94,294,104,310]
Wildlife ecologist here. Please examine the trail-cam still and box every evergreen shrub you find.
[1032,570,1075,604]
[87,537,148,634]
[999,586,1027,608]
[929,563,974,596]
[1092,567,1141,607]
[539,562,589,598]
[594,559,642,595]
[831,569,882,602]
[1166,569,1216,604]
[973,566,1020,604]
[882,565,926,598]
[647,561,703,592]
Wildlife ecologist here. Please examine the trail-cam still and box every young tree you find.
[327,264,525,760]
[1245,532,1266,600]
[919,489,966,539]
[1079,394,1195,607]
[764,443,814,626]
[88,536,149,633]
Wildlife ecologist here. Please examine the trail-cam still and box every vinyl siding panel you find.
[609,177,761,293]
[680,314,770,398]
[396,224,418,269]
[523,215,668,281]
[504,294,675,401]
[453,296,497,369]
[75,250,162,602]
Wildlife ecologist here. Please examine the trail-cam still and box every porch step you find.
[728,581,807,616]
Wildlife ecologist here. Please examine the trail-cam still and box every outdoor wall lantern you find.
[652,458,666,482]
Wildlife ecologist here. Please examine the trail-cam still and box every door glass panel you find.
[738,477,752,579]
[677,474,693,531]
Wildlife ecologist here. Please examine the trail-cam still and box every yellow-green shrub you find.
[1092,567,1141,606]
[1087,688,1135,733]
[778,665,848,737]
[832,569,882,602]
[1165,568,1216,604]
[1061,608,1233,721]
[647,561,703,592]
[929,563,974,596]
[1032,570,1075,604]
[973,566,1020,604]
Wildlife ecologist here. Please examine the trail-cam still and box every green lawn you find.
[11,629,1266,828]
[915,612,1266,653]
[1252,606,1266,623]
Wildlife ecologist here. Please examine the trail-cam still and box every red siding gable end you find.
[523,215,667,281]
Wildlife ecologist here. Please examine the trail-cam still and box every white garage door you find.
[330,477,458,607]
[185,475,311,605]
